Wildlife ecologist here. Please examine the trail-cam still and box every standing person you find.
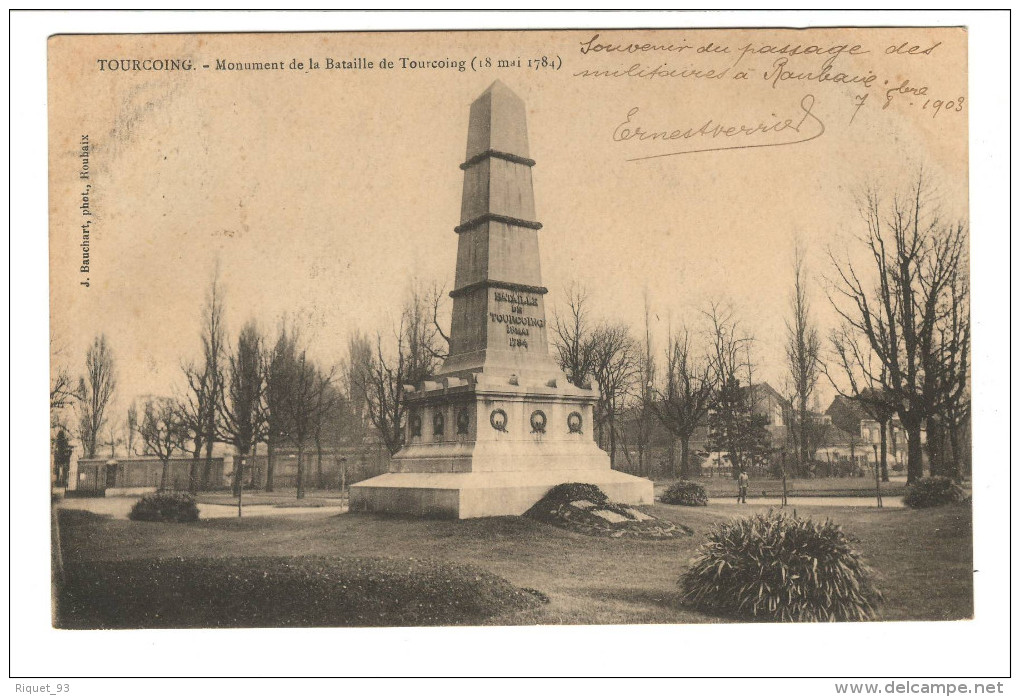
[737,469,749,504]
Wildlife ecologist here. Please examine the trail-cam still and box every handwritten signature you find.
[613,94,825,161]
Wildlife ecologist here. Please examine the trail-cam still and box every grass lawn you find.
[55,500,972,627]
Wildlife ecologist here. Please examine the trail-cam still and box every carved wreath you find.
[489,408,508,432]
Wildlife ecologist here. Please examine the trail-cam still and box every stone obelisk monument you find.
[350,81,653,518]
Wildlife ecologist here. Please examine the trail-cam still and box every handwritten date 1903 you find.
[884,78,964,118]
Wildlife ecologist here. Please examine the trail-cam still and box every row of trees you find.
[54,276,345,497]
[52,170,969,488]
[51,275,450,496]
[545,172,968,485]
[552,287,778,480]
[828,170,970,483]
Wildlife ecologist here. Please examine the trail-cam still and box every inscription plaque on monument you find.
[350,81,654,518]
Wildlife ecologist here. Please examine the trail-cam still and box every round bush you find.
[903,476,967,509]
[129,490,200,522]
[660,480,708,507]
[539,482,609,508]
[679,510,882,622]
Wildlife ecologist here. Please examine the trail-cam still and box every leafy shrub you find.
[679,510,882,622]
[903,476,967,509]
[660,480,709,507]
[539,482,609,507]
[129,490,200,522]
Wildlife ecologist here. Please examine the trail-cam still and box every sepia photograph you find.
[11,9,1011,686]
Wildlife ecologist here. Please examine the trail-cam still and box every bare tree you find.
[553,284,596,388]
[356,329,408,456]
[178,271,227,492]
[263,321,299,491]
[826,342,900,484]
[177,370,208,489]
[177,269,229,493]
[138,397,190,490]
[288,353,336,499]
[344,331,373,447]
[829,170,968,483]
[348,289,445,456]
[926,267,970,480]
[635,291,656,477]
[101,421,123,458]
[198,269,227,487]
[704,303,766,476]
[50,369,74,417]
[340,333,376,485]
[75,334,117,459]
[125,401,139,457]
[403,282,447,383]
[590,322,639,465]
[50,342,76,430]
[51,370,74,407]
[313,378,344,489]
[216,321,267,495]
[785,242,822,475]
[649,329,716,478]
[425,280,451,361]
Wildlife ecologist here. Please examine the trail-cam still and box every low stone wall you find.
[73,457,226,493]
[105,486,158,497]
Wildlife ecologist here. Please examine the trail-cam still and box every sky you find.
[48,28,969,423]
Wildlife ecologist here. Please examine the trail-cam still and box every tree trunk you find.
[906,421,924,484]
[265,437,276,493]
[879,418,889,483]
[927,418,944,478]
[296,443,305,499]
[232,451,242,497]
[249,443,258,488]
[202,431,215,490]
[798,396,808,476]
[667,438,677,478]
[235,447,248,515]
[679,436,691,479]
[947,422,962,482]
[727,429,741,477]
[608,416,617,467]
[160,459,170,491]
[315,433,324,489]
[189,438,202,493]
[637,405,646,478]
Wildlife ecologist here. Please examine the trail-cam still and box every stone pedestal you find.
[350,82,653,519]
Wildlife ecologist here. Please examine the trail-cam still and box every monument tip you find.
[466,79,529,160]
[481,79,514,96]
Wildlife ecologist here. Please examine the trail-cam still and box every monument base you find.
[349,468,654,519]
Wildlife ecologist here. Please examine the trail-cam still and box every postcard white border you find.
[9,10,1012,688]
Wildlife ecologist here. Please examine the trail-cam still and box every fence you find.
[240,445,391,490]
[73,457,226,495]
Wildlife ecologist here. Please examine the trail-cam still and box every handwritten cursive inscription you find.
[613,94,825,161]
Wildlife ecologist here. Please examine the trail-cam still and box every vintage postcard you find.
[41,21,988,677]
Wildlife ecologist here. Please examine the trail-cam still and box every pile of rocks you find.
[524,483,692,539]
